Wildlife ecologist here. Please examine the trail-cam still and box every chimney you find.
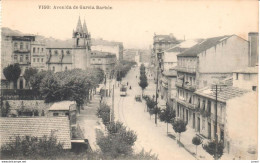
[248,32,259,67]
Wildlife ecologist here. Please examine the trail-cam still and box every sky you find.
[2,0,258,49]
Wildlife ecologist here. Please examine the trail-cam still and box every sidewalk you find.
[77,94,106,151]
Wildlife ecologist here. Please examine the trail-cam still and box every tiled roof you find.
[178,35,232,57]
[0,117,71,149]
[195,86,249,103]
[49,101,76,111]
[165,39,202,53]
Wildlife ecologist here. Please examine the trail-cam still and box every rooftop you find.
[177,35,233,57]
[49,101,76,111]
[91,51,117,58]
[195,85,249,103]
[0,117,71,149]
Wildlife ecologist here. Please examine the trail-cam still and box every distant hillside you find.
[2,27,123,48]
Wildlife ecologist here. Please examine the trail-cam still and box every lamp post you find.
[211,82,226,160]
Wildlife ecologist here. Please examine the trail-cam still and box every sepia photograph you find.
[0,0,259,161]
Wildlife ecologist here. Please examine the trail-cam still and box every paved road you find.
[113,66,194,160]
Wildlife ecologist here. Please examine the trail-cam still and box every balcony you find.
[175,80,196,91]
[176,96,196,110]
[14,49,30,53]
[175,66,196,74]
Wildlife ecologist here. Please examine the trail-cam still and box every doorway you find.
[19,79,23,89]
[197,117,200,133]
[208,122,211,139]
[193,113,195,129]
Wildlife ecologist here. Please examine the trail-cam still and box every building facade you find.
[31,41,46,71]
[90,51,116,78]
[175,35,249,133]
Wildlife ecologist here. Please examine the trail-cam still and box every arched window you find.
[53,66,55,72]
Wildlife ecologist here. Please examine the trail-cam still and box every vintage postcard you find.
[0,0,258,161]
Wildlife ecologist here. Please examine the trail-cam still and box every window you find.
[25,55,29,61]
[252,86,257,91]
[20,55,23,62]
[14,42,18,49]
[37,58,40,62]
[26,43,29,50]
[42,48,44,52]
[55,50,58,55]
[49,49,52,54]
[236,73,238,80]
[33,47,36,53]
[20,42,23,49]
[53,113,59,116]
[53,66,55,72]
[67,50,70,54]
[65,66,68,71]
[33,58,36,62]
[37,48,40,53]
[41,58,43,62]
[14,55,18,60]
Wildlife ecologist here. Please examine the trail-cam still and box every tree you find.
[139,75,148,96]
[96,102,111,125]
[23,67,38,88]
[30,70,49,92]
[145,96,157,119]
[202,140,224,160]
[159,104,176,134]
[3,64,21,89]
[192,136,202,155]
[172,119,187,144]
[1,101,10,117]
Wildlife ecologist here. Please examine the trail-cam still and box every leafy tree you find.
[192,136,202,155]
[172,119,187,144]
[3,64,21,89]
[145,96,157,119]
[202,140,224,160]
[30,70,49,92]
[23,67,38,88]
[97,102,111,125]
[159,104,176,134]
[139,75,148,96]
[1,101,10,117]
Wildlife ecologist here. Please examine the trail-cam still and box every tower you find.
[72,16,91,50]
[72,16,92,70]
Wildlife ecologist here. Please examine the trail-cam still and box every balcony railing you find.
[176,97,196,109]
[14,49,30,53]
[175,80,196,91]
[175,66,196,73]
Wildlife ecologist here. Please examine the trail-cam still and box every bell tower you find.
[72,16,91,50]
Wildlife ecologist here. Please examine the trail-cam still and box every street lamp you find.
[210,82,227,160]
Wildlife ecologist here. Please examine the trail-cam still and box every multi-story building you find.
[1,35,35,89]
[123,49,139,62]
[31,41,46,71]
[175,35,249,132]
[90,51,116,78]
[194,80,257,160]
[91,38,123,61]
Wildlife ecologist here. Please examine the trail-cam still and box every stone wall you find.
[3,100,52,116]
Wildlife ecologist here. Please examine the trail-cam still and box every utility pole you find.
[211,83,226,160]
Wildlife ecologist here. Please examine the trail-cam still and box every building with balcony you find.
[195,84,257,159]
[175,34,251,131]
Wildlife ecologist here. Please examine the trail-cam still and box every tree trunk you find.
[196,145,197,155]
[167,122,168,135]
[179,133,181,147]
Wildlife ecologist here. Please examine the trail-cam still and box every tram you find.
[120,85,127,97]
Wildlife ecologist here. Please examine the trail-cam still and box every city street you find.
[113,66,194,160]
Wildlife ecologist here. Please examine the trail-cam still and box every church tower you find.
[72,16,91,70]
[72,16,91,50]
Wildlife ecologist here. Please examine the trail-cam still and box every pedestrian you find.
[129,86,131,89]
